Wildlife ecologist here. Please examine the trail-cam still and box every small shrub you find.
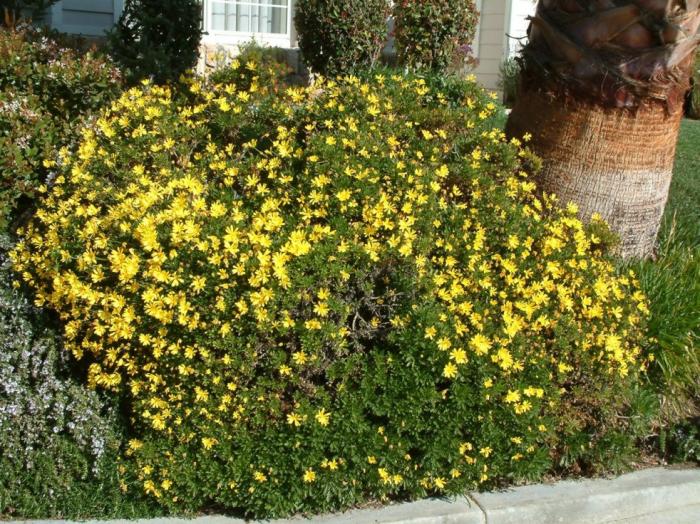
[208,41,293,93]
[688,54,700,119]
[107,0,203,85]
[0,235,123,518]
[14,71,650,518]
[498,57,521,108]
[0,27,122,232]
[393,0,479,73]
[657,419,700,464]
[295,0,391,75]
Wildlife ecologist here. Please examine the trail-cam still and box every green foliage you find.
[628,120,700,420]
[208,40,294,93]
[689,54,700,119]
[393,0,479,73]
[295,0,391,75]
[0,27,121,233]
[656,419,700,464]
[0,235,157,519]
[14,70,651,518]
[498,57,521,108]
[107,0,203,85]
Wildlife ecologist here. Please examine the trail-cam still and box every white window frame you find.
[203,0,293,48]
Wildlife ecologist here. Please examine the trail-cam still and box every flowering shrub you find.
[393,0,480,72]
[13,69,650,517]
[0,234,121,517]
[0,28,121,231]
[208,41,294,94]
[295,0,391,75]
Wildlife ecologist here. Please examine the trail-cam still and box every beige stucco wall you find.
[473,0,536,91]
[473,0,508,91]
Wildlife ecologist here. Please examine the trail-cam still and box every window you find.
[209,0,289,36]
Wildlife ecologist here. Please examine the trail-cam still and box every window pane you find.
[210,1,288,35]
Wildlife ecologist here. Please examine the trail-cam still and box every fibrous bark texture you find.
[507,0,700,258]
[522,0,700,110]
[507,90,683,258]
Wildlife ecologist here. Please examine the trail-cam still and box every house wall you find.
[46,0,538,91]
[49,0,122,36]
[472,0,508,91]
[507,0,536,57]
[472,0,536,91]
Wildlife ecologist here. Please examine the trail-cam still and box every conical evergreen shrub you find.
[107,0,203,85]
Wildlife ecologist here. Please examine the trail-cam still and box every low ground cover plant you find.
[0,27,121,233]
[0,235,157,518]
[12,68,651,517]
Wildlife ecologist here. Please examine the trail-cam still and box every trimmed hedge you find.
[393,0,479,72]
[295,0,391,75]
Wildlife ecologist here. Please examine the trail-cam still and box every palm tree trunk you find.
[507,92,683,259]
[506,0,700,259]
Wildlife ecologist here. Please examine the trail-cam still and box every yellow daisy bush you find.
[12,69,649,517]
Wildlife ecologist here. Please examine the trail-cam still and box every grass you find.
[630,119,700,420]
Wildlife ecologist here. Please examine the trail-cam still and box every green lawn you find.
[632,119,700,418]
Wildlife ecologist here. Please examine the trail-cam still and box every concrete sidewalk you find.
[21,467,700,524]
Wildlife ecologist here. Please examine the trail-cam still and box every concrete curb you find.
[19,467,700,524]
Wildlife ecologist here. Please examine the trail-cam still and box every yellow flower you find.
[337,189,352,202]
[292,351,308,365]
[469,334,492,355]
[450,348,468,364]
[443,362,458,379]
[314,302,330,317]
[287,412,303,427]
[505,390,521,403]
[437,337,452,351]
[315,408,331,426]
[303,468,316,483]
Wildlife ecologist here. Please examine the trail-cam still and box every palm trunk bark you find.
[507,92,683,259]
[506,0,700,259]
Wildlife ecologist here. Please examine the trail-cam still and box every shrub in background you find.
[498,57,521,108]
[0,0,57,27]
[295,0,391,75]
[107,0,202,85]
[393,0,479,73]
[688,54,699,119]
[208,40,294,93]
[14,70,650,518]
[0,27,121,232]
